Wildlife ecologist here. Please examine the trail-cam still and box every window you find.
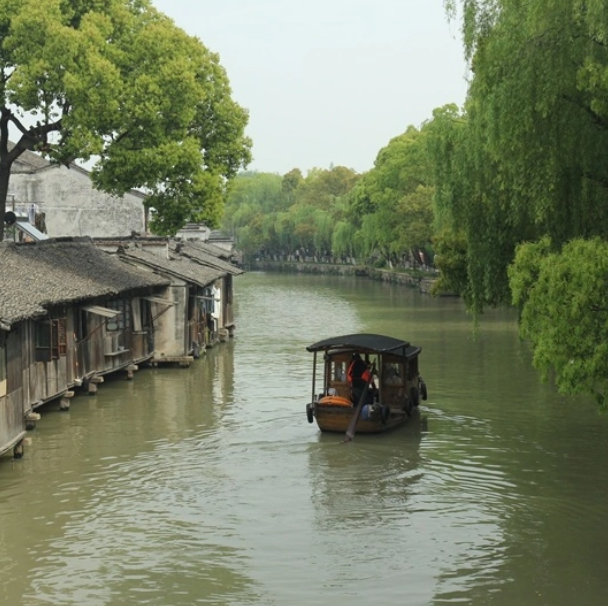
[332,360,346,382]
[54,318,67,356]
[383,362,403,386]
[76,309,88,341]
[202,287,213,315]
[35,318,67,361]
[133,298,143,332]
[105,299,131,331]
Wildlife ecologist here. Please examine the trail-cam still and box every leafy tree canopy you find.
[0,0,251,237]
[510,237,608,408]
[436,0,608,313]
[438,1,608,406]
[221,167,360,262]
[294,165,359,211]
[349,125,435,266]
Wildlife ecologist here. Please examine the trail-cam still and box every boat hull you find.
[312,403,409,434]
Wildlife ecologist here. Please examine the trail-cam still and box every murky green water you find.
[2,271,608,605]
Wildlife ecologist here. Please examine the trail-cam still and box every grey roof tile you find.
[174,242,243,275]
[0,239,169,327]
[120,247,224,286]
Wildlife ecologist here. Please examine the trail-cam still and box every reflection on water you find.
[310,420,425,529]
[2,271,608,605]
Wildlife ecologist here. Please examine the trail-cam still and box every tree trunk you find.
[0,107,13,241]
[0,159,9,240]
[0,107,61,240]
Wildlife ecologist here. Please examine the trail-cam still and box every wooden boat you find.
[305,333,427,437]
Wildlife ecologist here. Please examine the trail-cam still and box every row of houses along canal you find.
[0,236,241,461]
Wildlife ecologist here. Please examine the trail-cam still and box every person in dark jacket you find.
[347,353,374,404]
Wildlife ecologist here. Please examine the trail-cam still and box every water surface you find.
[2,271,607,606]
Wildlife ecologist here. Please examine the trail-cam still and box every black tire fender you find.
[420,379,428,401]
[306,403,314,424]
[404,396,413,417]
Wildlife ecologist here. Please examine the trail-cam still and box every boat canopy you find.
[306,333,420,358]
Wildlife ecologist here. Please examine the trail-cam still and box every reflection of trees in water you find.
[308,415,425,531]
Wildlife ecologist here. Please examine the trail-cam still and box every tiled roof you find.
[7,142,147,198]
[0,239,170,327]
[120,246,224,287]
[183,240,231,260]
[175,242,243,276]
[10,145,53,174]
[8,140,87,175]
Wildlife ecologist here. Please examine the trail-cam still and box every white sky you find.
[151,0,469,176]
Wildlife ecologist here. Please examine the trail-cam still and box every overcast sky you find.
[151,0,469,176]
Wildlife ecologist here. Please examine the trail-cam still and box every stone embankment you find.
[248,260,447,294]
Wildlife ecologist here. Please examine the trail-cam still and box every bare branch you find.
[0,108,62,166]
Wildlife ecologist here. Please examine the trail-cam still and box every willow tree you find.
[510,237,608,408]
[0,0,251,238]
[439,0,608,404]
[438,0,608,312]
[332,219,358,261]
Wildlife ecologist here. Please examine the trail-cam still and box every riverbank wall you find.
[246,260,440,293]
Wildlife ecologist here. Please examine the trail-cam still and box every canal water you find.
[2,271,608,606]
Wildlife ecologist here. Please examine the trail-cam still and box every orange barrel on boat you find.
[319,395,352,407]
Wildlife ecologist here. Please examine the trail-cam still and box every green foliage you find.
[0,0,251,236]
[436,1,608,315]
[423,104,468,231]
[395,185,435,259]
[331,220,358,259]
[295,165,359,211]
[222,120,439,270]
[221,167,360,260]
[282,168,303,199]
[508,236,554,316]
[432,228,470,298]
[509,237,608,408]
[349,125,436,267]
[436,1,608,405]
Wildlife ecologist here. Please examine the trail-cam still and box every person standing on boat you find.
[348,353,375,405]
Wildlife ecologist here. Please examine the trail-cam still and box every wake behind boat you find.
[305,333,427,437]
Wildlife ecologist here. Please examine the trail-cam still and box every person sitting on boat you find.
[348,353,375,405]
[384,365,402,385]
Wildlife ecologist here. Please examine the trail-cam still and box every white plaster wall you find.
[175,224,211,241]
[207,239,234,253]
[9,166,146,238]
[153,284,188,358]
[116,260,188,358]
